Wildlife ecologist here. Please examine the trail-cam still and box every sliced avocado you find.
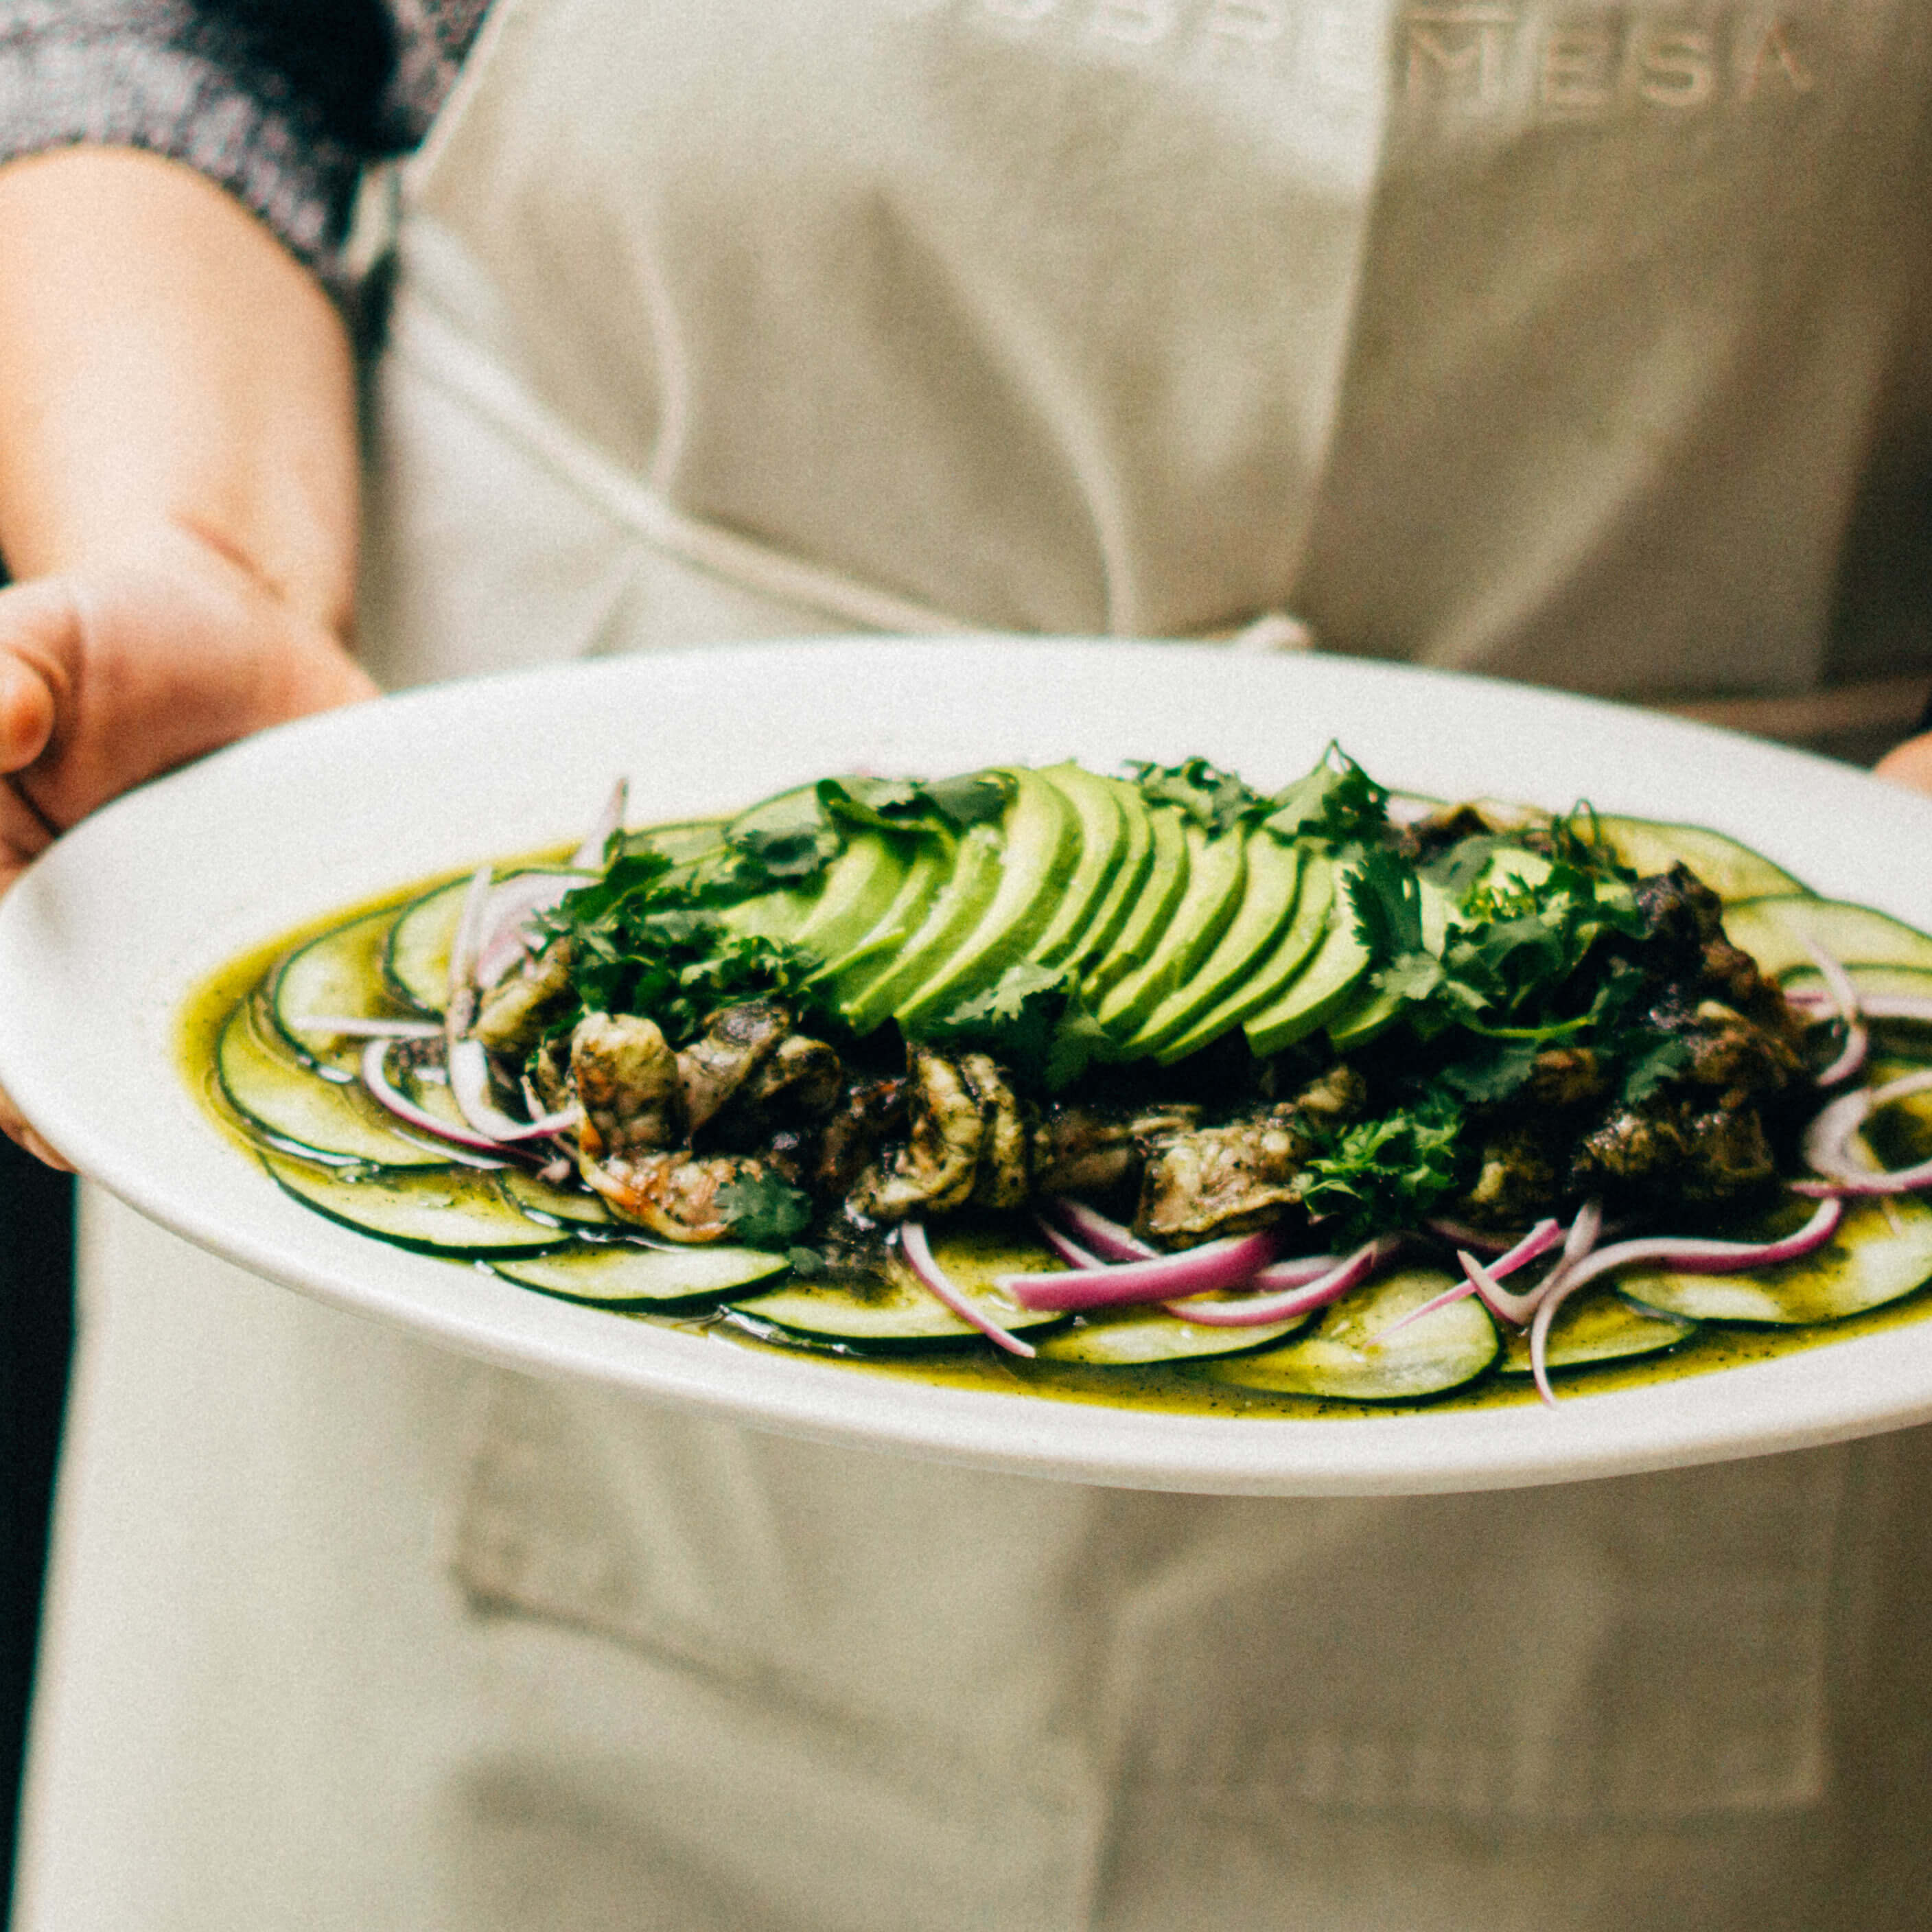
[1095,820,1248,1040]
[894,768,1082,1027]
[1064,777,1157,976]
[721,828,911,960]
[1156,851,1337,1064]
[1027,763,1127,970]
[1119,829,1303,1058]
[1242,882,1370,1057]
[833,821,1007,1031]
[808,836,952,1008]
[1080,802,1190,1001]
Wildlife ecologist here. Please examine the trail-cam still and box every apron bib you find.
[24,4,1932,1929]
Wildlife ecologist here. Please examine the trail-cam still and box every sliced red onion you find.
[998,1227,1286,1312]
[1160,1235,1390,1327]
[360,1039,519,1157]
[1043,1197,1156,1262]
[475,874,579,990]
[571,779,628,869]
[1787,986,1932,1025]
[1798,1069,1932,1196]
[1526,1196,1844,1406]
[901,1222,1036,1358]
[287,1014,443,1040]
[1377,1218,1566,1338]
[447,1038,583,1143]
[444,863,493,1038]
[1034,1217,1105,1271]
[1802,937,1868,1088]
[1424,1215,1513,1257]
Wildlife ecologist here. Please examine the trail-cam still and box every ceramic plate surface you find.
[3,638,1930,1496]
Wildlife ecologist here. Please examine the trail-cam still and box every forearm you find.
[0,145,359,633]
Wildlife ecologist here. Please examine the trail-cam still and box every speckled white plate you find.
[2,638,1929,1495]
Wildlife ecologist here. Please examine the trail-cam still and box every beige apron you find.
[23,5,1932,1927]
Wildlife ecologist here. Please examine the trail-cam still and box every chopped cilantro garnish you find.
[1126,757,1268,836]
[1299,1093,1468,1243]
[1263,743,1390,843]
[916,960,1109,1093]
[714,1173,815,1247]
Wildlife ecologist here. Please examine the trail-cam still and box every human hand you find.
[1874,731,1932,795]
[0,524,375,1164]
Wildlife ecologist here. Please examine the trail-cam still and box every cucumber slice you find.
[1156,853,1336,1064]
[264,1155,570,1254]
[1064,778,1157,975]
[629,817,728,864]
[1592,816,1808,903]
[1025,763,1128,970]
[1034,1300,1309,1364]
[1723,896,1932,984]
[1207,1268,1498,1401]
[494,1241,784,1307]
[894,769,1082,1025]
[1620,1198,1932,1325]
[1121,830,1302,1058]
[728,1223,1066,1352]
[218,1004,452,1169]
[270,908,400,1071]
[1096,819,1248,1038]
[384,875,472,1014]
[1496,1292,1696,1375]
[497,1166,614,1229]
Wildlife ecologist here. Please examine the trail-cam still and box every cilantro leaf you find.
[1264,743,1389,842]
[1298,1093,1467,1242]
[1614,1033,1692,1106]
[1126,757,1266,836]
[714,1174,814,1248]
[1346,849,1424,962]
[817,772,1011,838]
[1434,1038,1540,1105]
[916,960,1108,1093]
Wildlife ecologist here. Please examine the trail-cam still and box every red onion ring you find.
[1526,1196,1843,1406]
[1042,1197,1156,1262]
[997,1227,1286,1312]
[444,864,492,1040]
[1159,1235,1390,1327]
[447,1038,583,1143]
[1801,938,1868,1088]
[358,1039,513,1163]
[1798,1069,1932,1196]
[1033,1217,1105,1271]
[901,1222,1037,1358]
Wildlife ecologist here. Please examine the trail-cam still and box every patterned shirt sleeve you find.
[0,1,489,288]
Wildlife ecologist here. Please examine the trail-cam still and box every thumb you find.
[0,577,74,777]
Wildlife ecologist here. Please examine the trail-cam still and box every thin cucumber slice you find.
[1723,896,1932,984]
[1035,1300,1309,1365]
[1591,815,1808,903]
[1206,1268,1498,1401]
[270,908,401,1071]
[264,1155,569,1254]
[498,1166,613,1229]
[1082,802,1189,999]
[384,874,472,1014]
[1156,853,1335,1064]
[728,1223,1066,1352]
[1620,1198,1932,1325]
[1122,831,1302,1058]
[494,1242,784,1307]
[628,817,728,864]
[1096,819,1248,1037]
[218,1004,451,1169]
[1497,1292,1696,1375]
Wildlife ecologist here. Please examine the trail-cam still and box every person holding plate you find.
[3,3,1932,1927]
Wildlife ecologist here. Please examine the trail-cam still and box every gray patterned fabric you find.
[0,1,488,286]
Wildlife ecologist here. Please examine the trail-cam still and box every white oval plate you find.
[3,639,1929,1497]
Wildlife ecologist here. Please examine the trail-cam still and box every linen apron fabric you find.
[23,3,1932,1927]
